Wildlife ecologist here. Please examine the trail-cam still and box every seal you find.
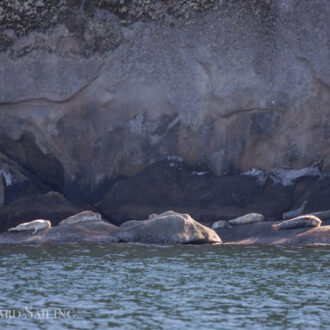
[282,200,308,220]
[148,214,158,219]
[211,220,232,229]
[228,213,264,225]
[59,211,102,225]
[8,219,51,235]
[272,215,322,231]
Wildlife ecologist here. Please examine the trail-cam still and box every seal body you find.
[282,201,308,220]
[148,214,158,219]
[59,211,101,225]
[228,213,264,225]
[8,219,51,234]
[211,220,232,229]
[272,215,322,231]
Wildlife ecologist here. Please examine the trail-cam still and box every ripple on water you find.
[0,245,329,329]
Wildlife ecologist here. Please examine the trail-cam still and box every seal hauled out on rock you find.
[211,220,232,229]
[8,219,51,235]
[272,215,322,231]
[59,211,102,225]
[148,214,158,219]
[228,213,264,225]
[282,200,308,220]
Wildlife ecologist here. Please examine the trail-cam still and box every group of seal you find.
[8,219,51,235]
[7,211,102,235]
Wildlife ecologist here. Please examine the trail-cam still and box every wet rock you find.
[282,200,308,220]
[113,211,221,244]
[0,152,49,205]
[96,160,295,225]
[0,191,94,232]
[294,176,330,213]
[43,221,118,244]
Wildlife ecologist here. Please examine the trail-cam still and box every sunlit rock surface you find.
[114,211,222,244]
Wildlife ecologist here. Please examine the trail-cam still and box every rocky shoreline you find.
[1,210,329,247]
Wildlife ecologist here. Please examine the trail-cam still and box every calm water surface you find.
[0,244,329,329]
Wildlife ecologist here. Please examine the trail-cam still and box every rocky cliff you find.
[0,0,329,229]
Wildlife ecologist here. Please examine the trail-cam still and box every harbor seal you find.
[8,219,51,235]
[272,215,322,231]
[282,200,308,220]
[211,220,232,229]
[59,211,102,225]
[148,214,158,219]
[228,213,264,225]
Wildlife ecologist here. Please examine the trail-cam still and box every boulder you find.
[43,221,118,244]
[0,220,118,244]
[113,211,222,244]
[228,213,264,225]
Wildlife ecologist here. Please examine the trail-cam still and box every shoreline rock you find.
[0,210,221,245]
[0,210,329,246]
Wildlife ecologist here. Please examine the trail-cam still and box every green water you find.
[0,245,329,329]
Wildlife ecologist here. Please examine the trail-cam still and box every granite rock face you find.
[0,1,329,227]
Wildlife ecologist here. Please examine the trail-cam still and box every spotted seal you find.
[59,211,101,225]
[8,219,51,235]
[228,213,264,225]
[272,215,322,231]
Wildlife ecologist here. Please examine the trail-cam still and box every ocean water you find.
[0,244,329,329]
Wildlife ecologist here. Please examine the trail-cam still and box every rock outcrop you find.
[0,211,221,245]
[0,1,329,228]
[0,191,94,232]
[113,211,221,244]
[214,219,330,246]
